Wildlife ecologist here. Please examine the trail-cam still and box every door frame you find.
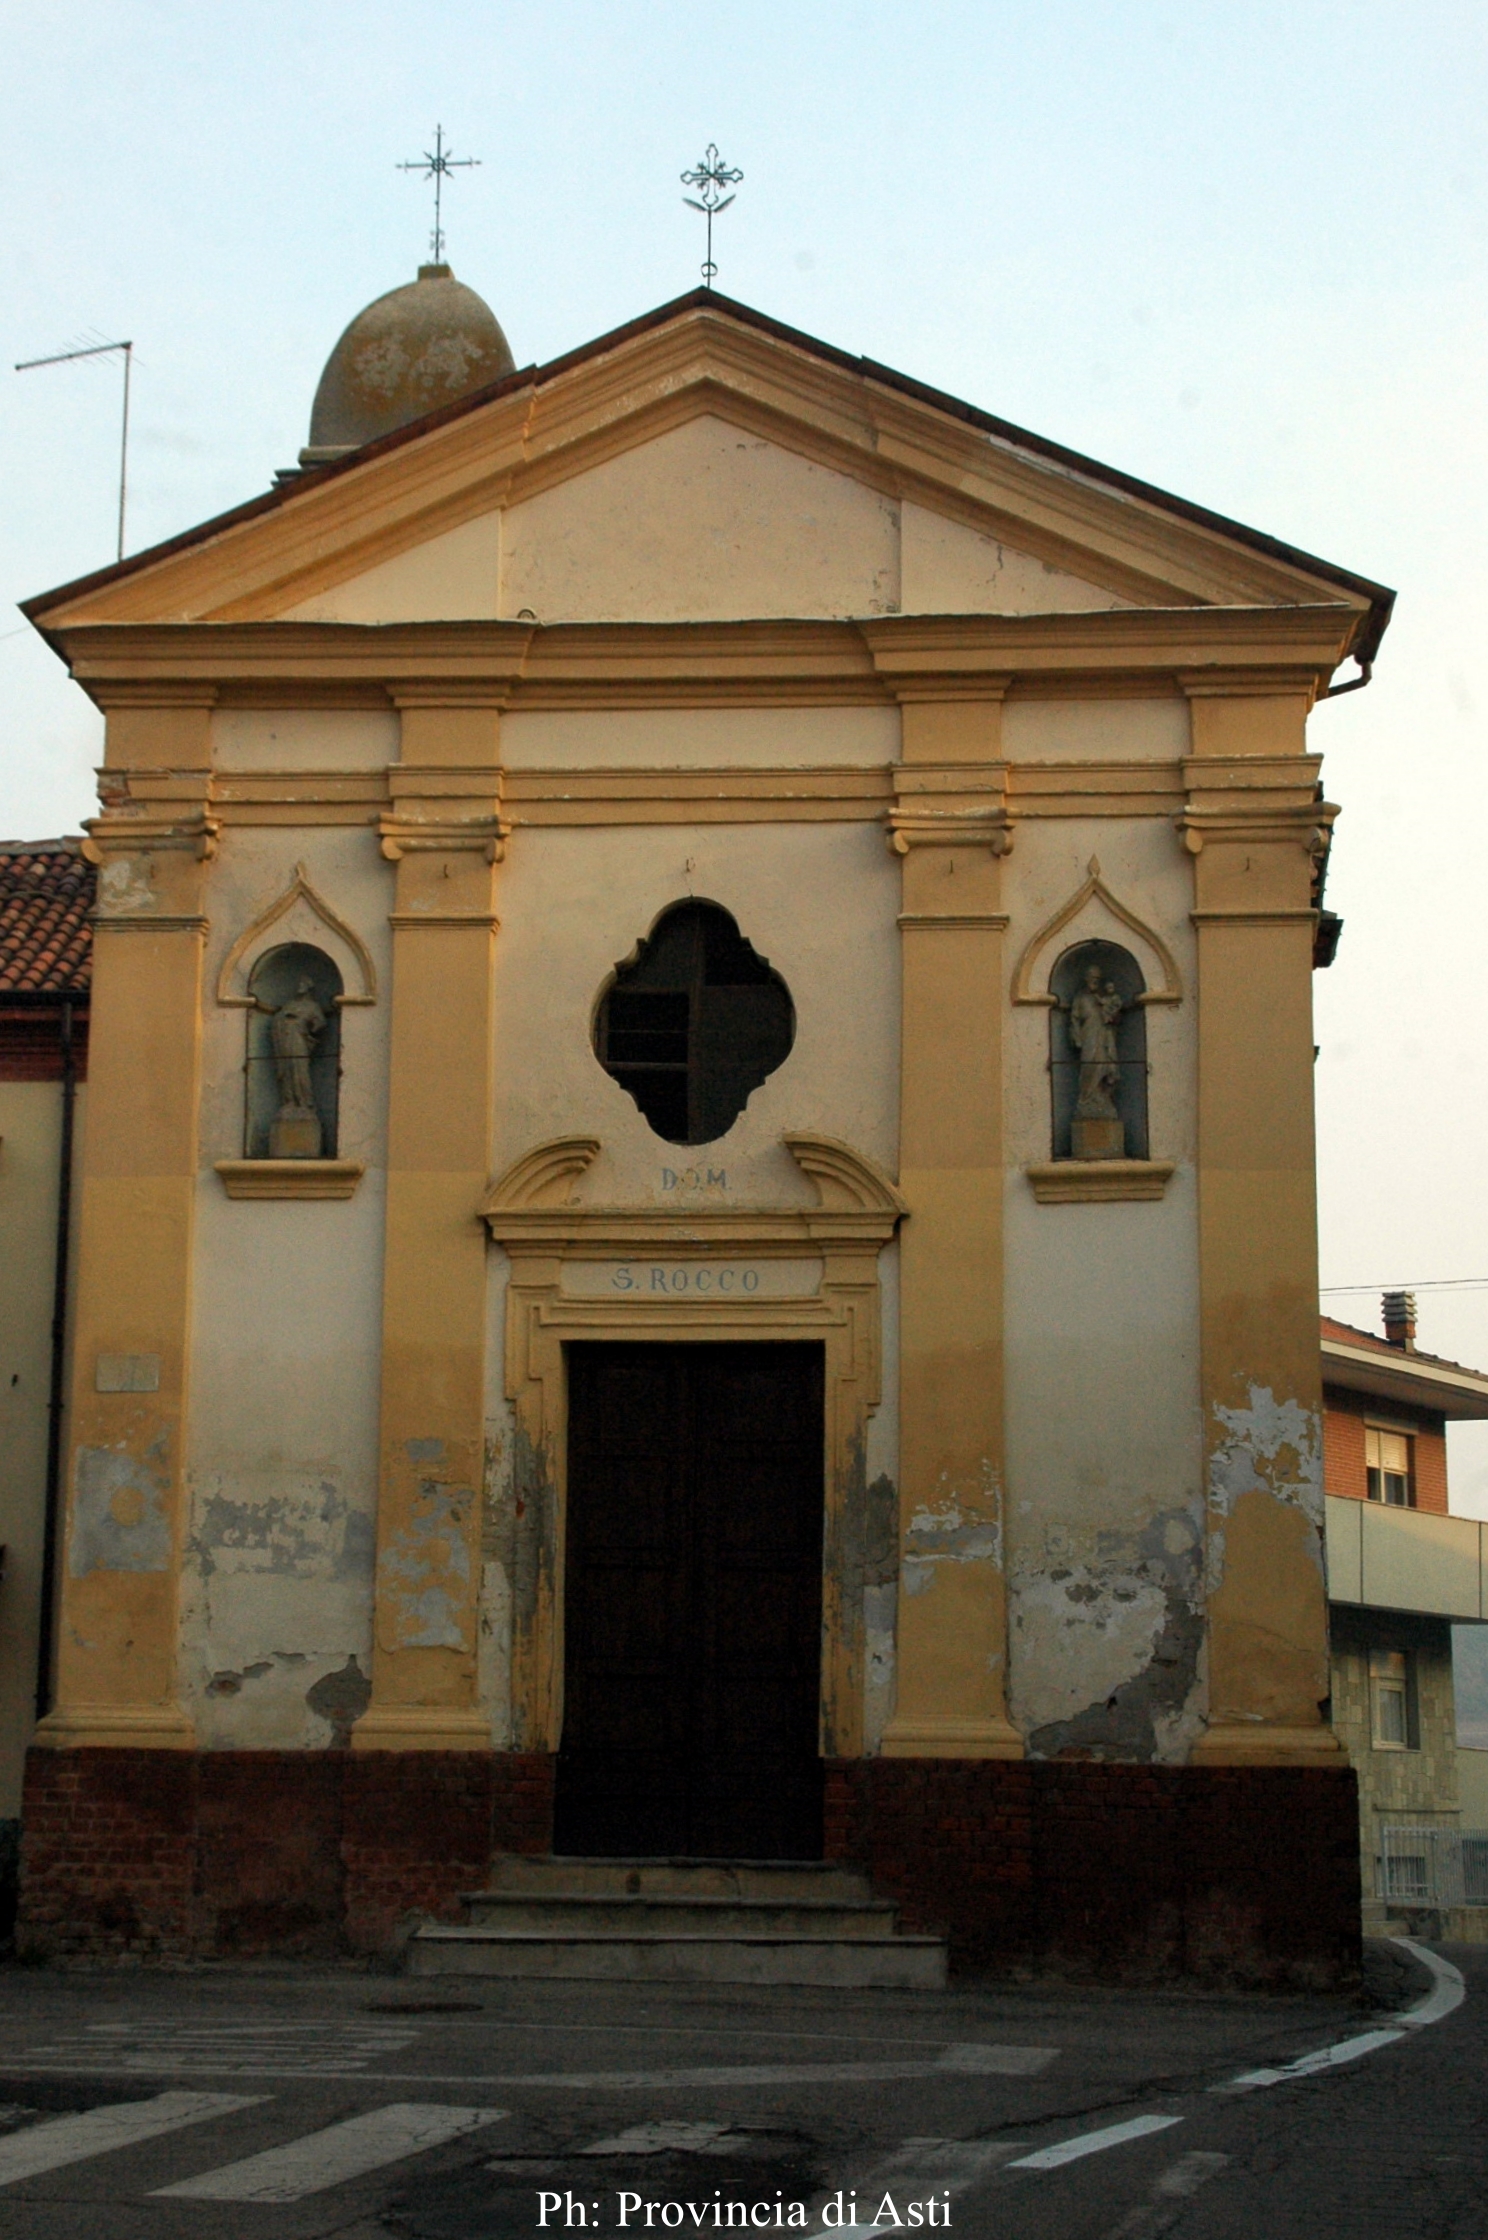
[481,1131,904,1762]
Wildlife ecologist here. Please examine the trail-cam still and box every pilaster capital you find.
[1177,799,1335,863]
[888,761,1013,856]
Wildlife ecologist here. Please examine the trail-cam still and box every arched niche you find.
[217,861,376,1010]
[592,899,795,1146]
[245,943,343,1159]
[1050,940,1149,1161]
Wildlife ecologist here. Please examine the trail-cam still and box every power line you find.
[1321,1278,1488,1295]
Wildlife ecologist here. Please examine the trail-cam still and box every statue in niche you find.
[1069,964,1125,1120]
[260,978,327,1158]
[1064,961,1129,1159]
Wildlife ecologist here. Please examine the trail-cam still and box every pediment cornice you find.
[26,300,1387,650]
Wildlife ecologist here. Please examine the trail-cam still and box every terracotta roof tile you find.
[0,839,94,996]
[1320,1312,1487,1382]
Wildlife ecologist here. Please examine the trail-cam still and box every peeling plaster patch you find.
[1209,1386,1323,1525]
[1014,1505,1206,1764]
[71,1448,171,1575]
[305,1653,372,1745]
[380,1485,473,1650]
[902,1467,1003,1600]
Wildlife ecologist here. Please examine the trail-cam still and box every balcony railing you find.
[1325,1495,1488,1621]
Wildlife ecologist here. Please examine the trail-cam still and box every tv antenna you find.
[681,144,743,288]
[398,124,479,265]
[15,338,133,562]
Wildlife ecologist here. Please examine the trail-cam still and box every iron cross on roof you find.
[398,125,480,266]
[681,144,743,289]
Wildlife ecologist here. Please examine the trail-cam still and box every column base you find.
[350,1705,493,1752]
[32,1703,197,1750]
[878,1714,1024,1760]
[1190,1721,1347,1767]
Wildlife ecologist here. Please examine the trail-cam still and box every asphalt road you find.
[0,1939,1476,2240]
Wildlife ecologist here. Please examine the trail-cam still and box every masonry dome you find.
[300,263,516,466]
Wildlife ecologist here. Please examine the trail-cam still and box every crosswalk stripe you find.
[1008,2114,1184,2170]
[0,2092,264,2186]
[153,2101,507,2203]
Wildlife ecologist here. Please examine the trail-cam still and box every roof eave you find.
[1322,1339,1488,1420]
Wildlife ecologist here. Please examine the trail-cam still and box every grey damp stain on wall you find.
[822,1434,898,1754]
[190,1477,373,1583]
[71,1444,172,1575]
[1014,1504,1206,1763]
[305,1653,372,1744]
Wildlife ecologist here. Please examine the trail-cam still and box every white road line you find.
[153,2101,507,2203]
[1390,1937,1466,2027]
[0,2092,264,2187]
[1007,2114,1185,2171]
[1213,1936,1467,2096]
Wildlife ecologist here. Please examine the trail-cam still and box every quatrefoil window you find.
[594,901,795,1145]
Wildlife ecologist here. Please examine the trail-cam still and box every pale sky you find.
[5,1,1488,1508]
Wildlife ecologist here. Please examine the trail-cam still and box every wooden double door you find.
[554,1342,825,1859]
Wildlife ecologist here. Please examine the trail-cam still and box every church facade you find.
[16,273,1387,1976]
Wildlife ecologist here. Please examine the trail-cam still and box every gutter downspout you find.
[35,998,75,1722]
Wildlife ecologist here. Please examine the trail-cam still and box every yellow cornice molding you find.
[48,606,1365,716]
[29,311,1380,633]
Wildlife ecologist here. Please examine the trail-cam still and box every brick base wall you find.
[18,1748,554,1963]
[825,1759,1361,1987]
[20,1748,1358,1982]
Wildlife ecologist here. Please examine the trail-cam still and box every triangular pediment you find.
[26,295,1386,643]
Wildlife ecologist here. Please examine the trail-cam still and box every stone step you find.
[461,1893,901,1937]
[484,1855,877,1901]
[406,1927,948,1990]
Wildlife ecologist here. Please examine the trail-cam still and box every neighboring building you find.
[12,264,1393,1979]
[0,842,91,1919]
[1322,1294,1488,1937]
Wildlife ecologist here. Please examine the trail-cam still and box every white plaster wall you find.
[282,513,502,623]
[211,708,399,770]
[500,707,899,771]
[1002,696,1190,765]
[899,502,1129,615]
[182,826,392,1746]
[489,818,901,1197]
[1001,814,1205,1761]
[500,417,902,622]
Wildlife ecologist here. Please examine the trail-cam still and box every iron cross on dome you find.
[398,125,480,266]
[681,143,743,288]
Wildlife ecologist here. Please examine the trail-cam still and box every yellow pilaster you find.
[36,688,218,1749]
[353,691,506,1750]
[878,690,1022,1757]
[1183,673,1344,1765]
